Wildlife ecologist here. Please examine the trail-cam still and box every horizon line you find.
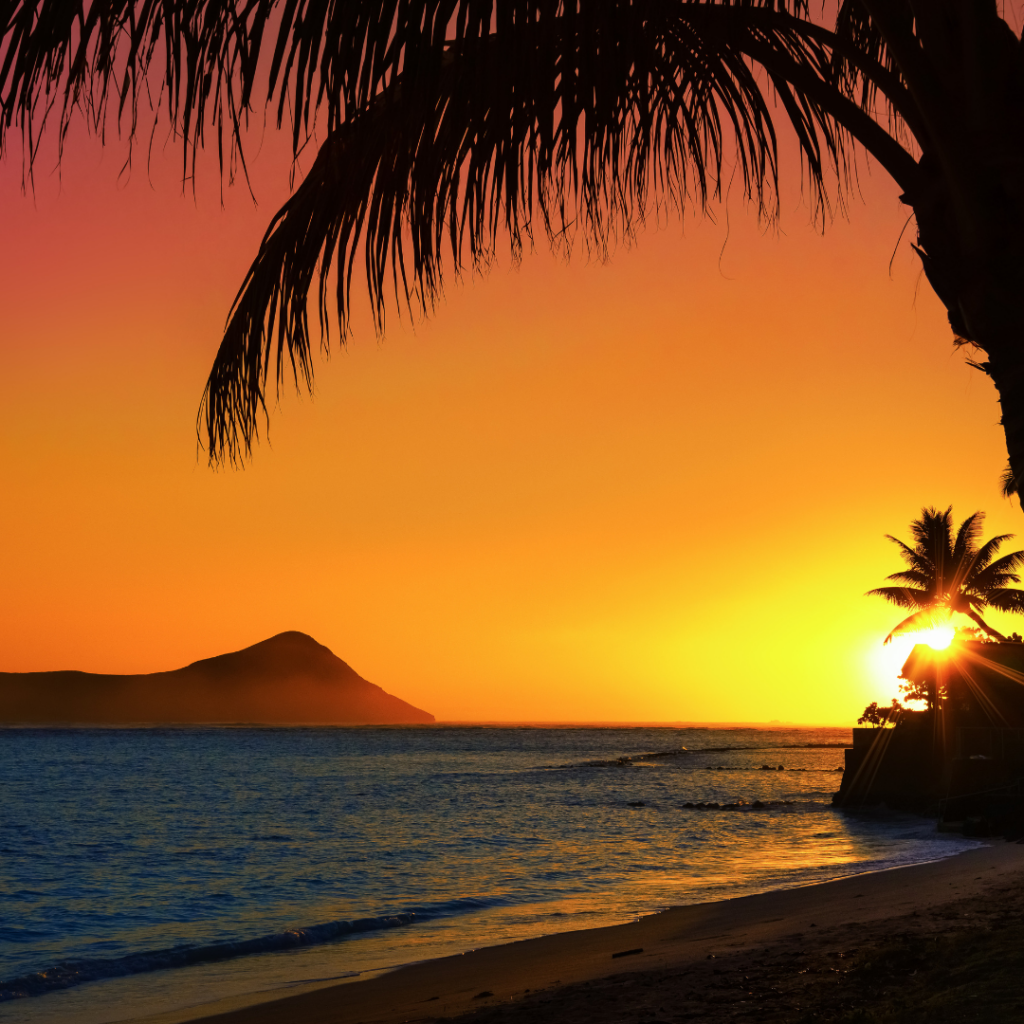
[0,719,852,729]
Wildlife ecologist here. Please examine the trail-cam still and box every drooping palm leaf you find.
[202,4,854,458]
[1,0,925,462]
[881,607,944,645]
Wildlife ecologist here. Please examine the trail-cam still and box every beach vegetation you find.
[867,506,1024,645]
[895,673,935,713]
[8,5,1024,485]
[857,698,903,728]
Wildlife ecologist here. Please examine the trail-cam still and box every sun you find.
[915,624,955,650]
[867,623,956,701]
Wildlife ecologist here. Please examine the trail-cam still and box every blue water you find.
[0,727,979,1023]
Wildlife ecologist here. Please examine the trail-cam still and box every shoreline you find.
[123,841,1024,1024]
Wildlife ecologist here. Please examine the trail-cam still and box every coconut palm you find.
[5,3,1024,474]
[868,506,1024,644]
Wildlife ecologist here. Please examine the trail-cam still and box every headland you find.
[0,631,434,725]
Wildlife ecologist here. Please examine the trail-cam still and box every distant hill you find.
[0,632,434,725]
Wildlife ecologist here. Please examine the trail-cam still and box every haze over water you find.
[2,726,979,1024]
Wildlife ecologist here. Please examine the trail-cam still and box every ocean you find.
[0,726,980,1023]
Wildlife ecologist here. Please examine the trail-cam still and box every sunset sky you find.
[2,115,1022,725]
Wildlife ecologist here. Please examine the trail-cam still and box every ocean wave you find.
[695,743,851,751]
[0,912,416,1001]
[549,747,847,771]
[0,892,555,1002]
[677,799,829,812]
[703,765,845,773]
[550,749,693,769]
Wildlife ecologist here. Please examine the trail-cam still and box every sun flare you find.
[916,625,955,650]
[867,624,956,702]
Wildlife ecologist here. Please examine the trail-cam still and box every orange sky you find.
[2,117,1022,724]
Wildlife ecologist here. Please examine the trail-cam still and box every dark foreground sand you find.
[135,842,1024,1024]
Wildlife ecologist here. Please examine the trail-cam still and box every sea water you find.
[0,726,980,1023]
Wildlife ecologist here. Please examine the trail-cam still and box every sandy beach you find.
[122,841,1024,1024]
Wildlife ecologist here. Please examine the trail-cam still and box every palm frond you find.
[882,608,942,645]
[966,535,1016,576]
[830,0,918,139]
[1002,462,1019,498]
[909,505,952,553]
[983,589,1024,615]
[865,585,932,611]
[2,0,930,461]
[883,569,931,589]
[883,534,933,574]
[967,574,1023,597]
[970,549,1024,592]
[1,0,269,186]
[195,0,870,461]
[952,510,985,563]
[914,506,955,594]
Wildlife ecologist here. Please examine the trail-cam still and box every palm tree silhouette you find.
[868,506,1024,644]
[5,4,1024,473]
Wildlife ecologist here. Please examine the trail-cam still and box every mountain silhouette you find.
[0,632,434,724]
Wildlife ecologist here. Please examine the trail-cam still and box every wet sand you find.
[133,842,1024,1024]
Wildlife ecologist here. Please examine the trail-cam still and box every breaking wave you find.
[0,912,417,1000]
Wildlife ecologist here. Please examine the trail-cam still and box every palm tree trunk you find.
[965,609,1008,642]
[954,264,1024,510]
[906,161,1024,510]
[864,2,1024,512]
